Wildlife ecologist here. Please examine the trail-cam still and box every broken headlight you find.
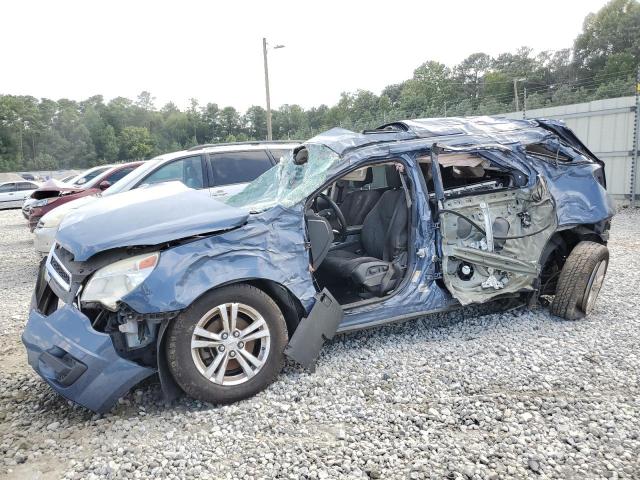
[81,252,159,310]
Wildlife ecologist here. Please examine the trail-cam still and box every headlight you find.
[32,198,55,208]
[81,252,159,310]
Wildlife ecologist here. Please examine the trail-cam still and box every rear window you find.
[210,151,273,186]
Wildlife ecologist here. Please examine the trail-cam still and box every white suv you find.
[33,141,298,255]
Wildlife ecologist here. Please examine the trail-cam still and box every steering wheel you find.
[316,193,347,240]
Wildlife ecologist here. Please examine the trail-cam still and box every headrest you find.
[337,167,373,189]
[352,167,373,188]
[385,165,402,189]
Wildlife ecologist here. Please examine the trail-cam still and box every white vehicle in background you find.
[33,141,298,255]
[0,180,41,210]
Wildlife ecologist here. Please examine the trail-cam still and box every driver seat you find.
[320,166,408,295]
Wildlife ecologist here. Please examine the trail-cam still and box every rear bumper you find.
[34,226,56,255]
[22,303,156,413]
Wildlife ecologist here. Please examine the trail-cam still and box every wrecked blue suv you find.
[23,116,615,413]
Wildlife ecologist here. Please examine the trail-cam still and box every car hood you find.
[31,178,83,199]
[39,195,99,228]
[56,182,250,261]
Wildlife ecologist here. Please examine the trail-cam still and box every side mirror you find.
[293,146,308,165]
[99,180,111,190]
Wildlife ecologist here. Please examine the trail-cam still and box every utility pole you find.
[262,38,285,141]
[513,78,527,113]
[631,64,640,208]
[262,38,272,141]
[523,85,527,119]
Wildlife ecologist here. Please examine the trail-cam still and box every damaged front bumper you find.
[22,304,156,413]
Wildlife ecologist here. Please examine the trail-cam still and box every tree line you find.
[0,0,638,172]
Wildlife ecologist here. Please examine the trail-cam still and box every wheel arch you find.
[539,224,609,295]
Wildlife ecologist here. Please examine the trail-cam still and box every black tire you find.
[550,241,609,320]
[166,284,288,404]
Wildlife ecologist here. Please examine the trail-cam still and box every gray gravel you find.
[1,207,639,479]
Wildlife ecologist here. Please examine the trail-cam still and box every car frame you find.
[22,116,615,413]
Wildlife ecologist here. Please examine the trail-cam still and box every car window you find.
[526,144,573,162]
[141,156,204,189]
[0,183,16,193]
[75,166,110,185]
[269,149,291,162]
[106,166,137,184]
[210,151,273,187]
[17,182,37,191]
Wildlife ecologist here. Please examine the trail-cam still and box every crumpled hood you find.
[31,178,83,199]
[56,182,250,261]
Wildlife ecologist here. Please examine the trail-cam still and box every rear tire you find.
[550,241,609,320]
[166,284,288,404]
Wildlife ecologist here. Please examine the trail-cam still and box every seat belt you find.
[382,191,403,262]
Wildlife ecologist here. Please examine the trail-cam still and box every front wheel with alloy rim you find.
[551,241,609,320]
[166,284,288,404]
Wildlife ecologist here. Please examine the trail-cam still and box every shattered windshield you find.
[225,144,341,212]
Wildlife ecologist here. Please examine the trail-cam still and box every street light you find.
[263,38,285,141]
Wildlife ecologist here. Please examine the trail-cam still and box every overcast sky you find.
[2,0,609,112]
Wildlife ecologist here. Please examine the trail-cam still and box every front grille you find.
[50,255,70,284]
[46,247,72,291]
[35,258,59,315]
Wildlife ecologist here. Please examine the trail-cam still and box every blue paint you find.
[22,304,155,413]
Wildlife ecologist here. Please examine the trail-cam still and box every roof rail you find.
[187,140,301,152]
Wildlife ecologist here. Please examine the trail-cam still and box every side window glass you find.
[17,182,35,191]
[0,183,16,193]
[211,151,273,187]
[525,143,573,162]
[107,167,136,184]
[141,156,204,189]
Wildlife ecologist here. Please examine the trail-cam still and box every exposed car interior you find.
[418,152,528,201]
[305,162,411,305]
[416,149,558,306]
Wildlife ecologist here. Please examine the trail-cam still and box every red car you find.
[28,162,143,231]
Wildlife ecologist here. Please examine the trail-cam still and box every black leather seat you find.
[339,169,382,226]
[320,166,408,291]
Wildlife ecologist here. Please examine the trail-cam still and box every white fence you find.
[500,96,639,205]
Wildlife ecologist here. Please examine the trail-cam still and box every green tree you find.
[573,0,640,75]
[119,126,153,159]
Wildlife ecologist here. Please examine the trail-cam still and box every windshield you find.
[72,166,111,186]
[225,144,341,212]
[103,158,161,196]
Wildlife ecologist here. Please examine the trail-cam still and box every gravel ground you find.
[1,207,639,480]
